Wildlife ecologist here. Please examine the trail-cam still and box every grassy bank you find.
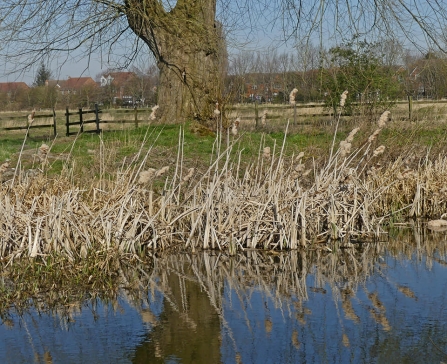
[1,107,447,263]
[1,103,447,315]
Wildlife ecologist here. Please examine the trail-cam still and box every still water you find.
[1,227,447,363]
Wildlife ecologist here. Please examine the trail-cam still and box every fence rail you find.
[0,109,57,136]
[65,104,102,136]
[1,106,153,137]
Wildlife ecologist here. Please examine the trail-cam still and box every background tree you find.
[127,64,159,107]
[2,1,447,122]
[33,62,52,87]
[416,52,447,99]
[29,86,58,109]
[0,84,30,111]
[227,52,255,103]
[320,39,401,118]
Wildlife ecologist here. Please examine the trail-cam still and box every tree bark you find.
[126,0,226,124]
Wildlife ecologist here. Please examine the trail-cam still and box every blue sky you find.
[0,0,445,84]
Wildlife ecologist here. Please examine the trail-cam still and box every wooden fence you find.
[65,104,102,136]
[0,110,57,136]
[1,106,153,138]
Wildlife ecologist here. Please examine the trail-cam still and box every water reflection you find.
[1,226,447,363]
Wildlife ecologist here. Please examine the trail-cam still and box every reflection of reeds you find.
[2,229,446,352]
[369,308,392,332]
[342,333,350,348]
[264,318,272,334]
[292,330,300,349]
[397,286,417,300]
[368,292,386,313]
[342,295,360,324]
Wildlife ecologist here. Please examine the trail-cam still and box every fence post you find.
[134,106,139,128]
[95,103,100,133]
[294,103,297,125]
[52,108,57,136]
[65,106,70,136]
[26,113,31,138]
[79,108,84,133]
[255,102,259,129]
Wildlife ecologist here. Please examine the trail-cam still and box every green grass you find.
[2,112,447,181]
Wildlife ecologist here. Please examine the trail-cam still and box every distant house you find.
[47,77,99,108]
[0,82,30,94]
[0,82,30,108]
[100,72,137,105]
[48,77,97,95]
[245,81,281,102]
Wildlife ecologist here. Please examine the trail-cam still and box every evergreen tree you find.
[33,62,51,86]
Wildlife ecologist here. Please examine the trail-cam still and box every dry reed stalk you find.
[261,110,267,126]
[2,111,447,259]
[231,118,240,136]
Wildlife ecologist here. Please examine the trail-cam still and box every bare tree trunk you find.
[126,0,226,124]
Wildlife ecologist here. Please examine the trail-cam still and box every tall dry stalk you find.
[1,100,447,258]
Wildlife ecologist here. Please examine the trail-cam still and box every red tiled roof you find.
[63,77,97,89]
[0,82,29,92]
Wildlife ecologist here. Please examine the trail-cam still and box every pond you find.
[1,226,447,363]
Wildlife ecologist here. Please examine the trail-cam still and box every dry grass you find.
[0,108,447,262]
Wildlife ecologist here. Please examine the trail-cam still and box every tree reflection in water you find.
[129,225,447,363]
[1,225,447,363]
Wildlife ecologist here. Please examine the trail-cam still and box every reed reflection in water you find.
[1,227,447,363]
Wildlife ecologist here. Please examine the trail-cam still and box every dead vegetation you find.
[0,98,447,262]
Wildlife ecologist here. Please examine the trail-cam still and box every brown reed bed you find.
[1,222,446,325]
[1,100,447,265]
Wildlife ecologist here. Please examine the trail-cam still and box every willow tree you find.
[0,1,226,123]
[1,1,447,123]
[124,1,227,122]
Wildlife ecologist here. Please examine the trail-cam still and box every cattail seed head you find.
[231,118,239,136]
[373,145,386,157]
[340,90,348,107]
[303,169,312,177]
[378,111,390,128]
[368,128,382,143]
[346,127,360,143]
[27,109,36,125]
[294,163,305,173]
[289,88,298,105]
[138,168,156,184]
[37,144,50,164]
[155,166,169,177]
[149,105,159,120]
[261,110,267,126]
[296,152,305,161]
[214,102,220,116]
[38,144,50,156]
[263,146,271,159]
[339,140,352,157]
[181,167,195,184]
[397,167,414,180]
[0,161,9,174]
